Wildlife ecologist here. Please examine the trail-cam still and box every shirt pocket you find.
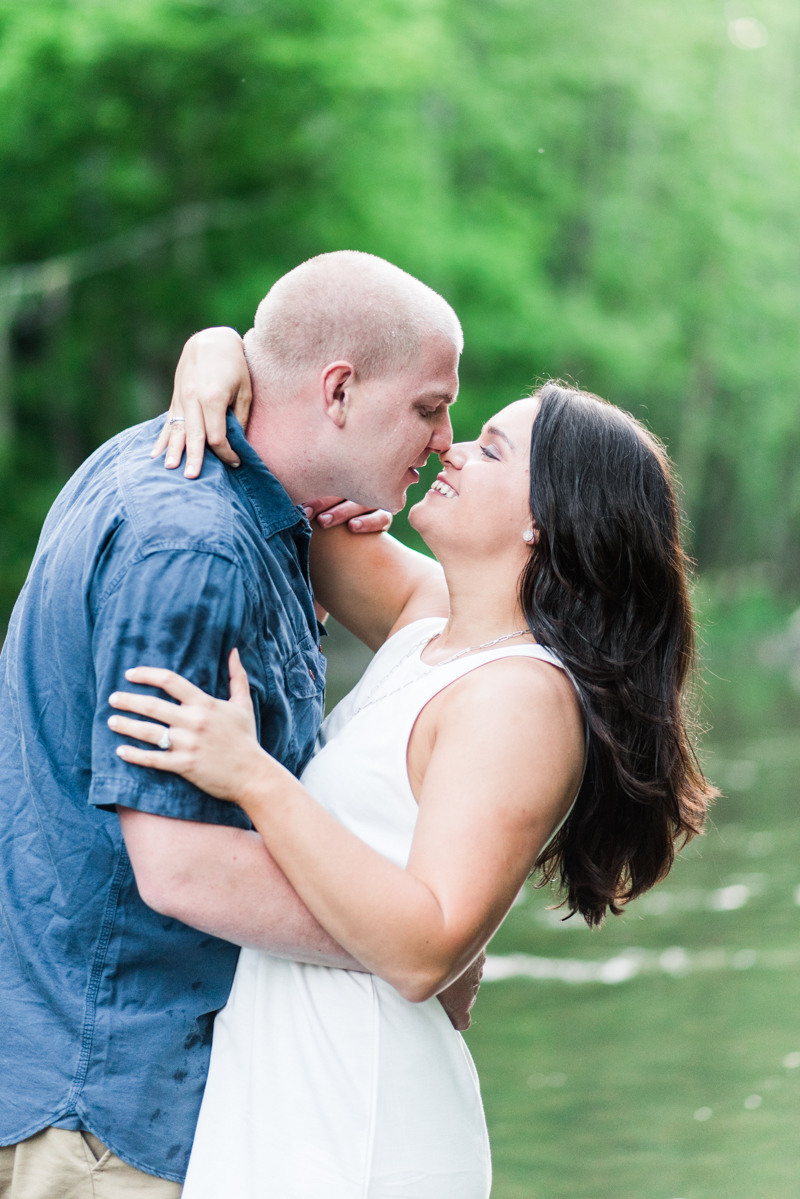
[282,644,326,700]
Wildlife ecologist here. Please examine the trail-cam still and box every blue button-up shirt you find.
[0,414,326,1181]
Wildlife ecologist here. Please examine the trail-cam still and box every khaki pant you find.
[0,1128,182,1199]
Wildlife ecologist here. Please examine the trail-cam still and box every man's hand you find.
[437,951,485,1031]
[302,496,392,536]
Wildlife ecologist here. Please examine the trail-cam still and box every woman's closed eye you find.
[480,444,502,461]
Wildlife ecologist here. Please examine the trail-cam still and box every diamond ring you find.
[157,729,172,751]
[168,416,186,425]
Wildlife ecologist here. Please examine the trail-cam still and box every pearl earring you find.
[522,529,534,543]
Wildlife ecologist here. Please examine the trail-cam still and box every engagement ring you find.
[157,729,172,751]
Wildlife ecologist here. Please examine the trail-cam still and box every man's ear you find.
[321,362,355,428]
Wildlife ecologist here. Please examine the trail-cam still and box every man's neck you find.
[244,396,327,506]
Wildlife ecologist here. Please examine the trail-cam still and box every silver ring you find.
[157,729,172,751]
[168,416,186,425]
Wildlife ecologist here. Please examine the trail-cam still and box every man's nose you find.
[428,410,453,455]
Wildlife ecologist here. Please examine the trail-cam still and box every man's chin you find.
[371,473,422,516]
[347,485,405,516]
[383,486,409,516]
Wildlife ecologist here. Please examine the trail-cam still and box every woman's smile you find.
[429,473,459,498]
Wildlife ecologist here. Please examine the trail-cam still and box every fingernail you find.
[165,457,176,467]
[302,506,313,519]
[116,746,127,757]
[231,459,240,468]
[351,519,362,530]
[108,716,118,728]
[318,514,332,526]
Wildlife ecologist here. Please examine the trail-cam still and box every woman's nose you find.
[441,442,468,468]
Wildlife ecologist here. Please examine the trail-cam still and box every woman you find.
[108,367,715,1197]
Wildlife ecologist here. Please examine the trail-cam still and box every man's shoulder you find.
[34,418,247,606]
[115,417,241,559]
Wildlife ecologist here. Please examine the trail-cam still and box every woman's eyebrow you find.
[485,424,514,450]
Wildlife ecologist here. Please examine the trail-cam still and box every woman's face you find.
[409,397,539,562]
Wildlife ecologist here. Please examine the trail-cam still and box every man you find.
[0,252,473,1197]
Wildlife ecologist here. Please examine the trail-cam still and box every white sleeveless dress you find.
[182,618,570,1199]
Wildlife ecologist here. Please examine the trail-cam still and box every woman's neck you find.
[421,561,531,665]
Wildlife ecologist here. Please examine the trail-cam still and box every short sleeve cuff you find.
[89,775,253,829]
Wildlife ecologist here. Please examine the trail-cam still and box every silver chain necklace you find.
[353,628,530,716]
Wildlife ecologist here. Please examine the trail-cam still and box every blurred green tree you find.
[1,0,799,627]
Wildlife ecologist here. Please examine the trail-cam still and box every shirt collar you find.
[225,413,309,539]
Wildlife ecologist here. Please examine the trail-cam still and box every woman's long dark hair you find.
[522,382,717,926]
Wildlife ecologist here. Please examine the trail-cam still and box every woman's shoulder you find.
[408,648,586,819]
[430,647,583,744]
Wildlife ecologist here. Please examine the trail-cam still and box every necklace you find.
[353,627,530,716]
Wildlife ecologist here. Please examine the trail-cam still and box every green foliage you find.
[2,0,800,625]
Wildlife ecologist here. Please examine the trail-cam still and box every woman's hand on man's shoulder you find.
[151,327,252,478]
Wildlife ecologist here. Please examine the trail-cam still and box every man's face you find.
[336,332,459,512]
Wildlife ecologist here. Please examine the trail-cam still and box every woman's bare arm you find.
[233,658,584,999]
[118,805,482,1029]
[110,653,584,1002]
[310,524,448,651]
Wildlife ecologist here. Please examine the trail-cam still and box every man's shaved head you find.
[242,250,461,512]
[244,250,463,390]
